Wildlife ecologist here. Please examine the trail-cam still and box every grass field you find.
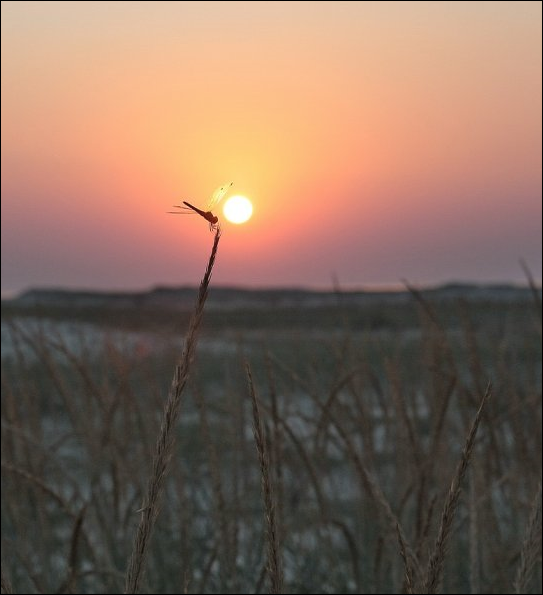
[1,277,541,593]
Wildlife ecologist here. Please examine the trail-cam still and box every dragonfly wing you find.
[206,181,233,211]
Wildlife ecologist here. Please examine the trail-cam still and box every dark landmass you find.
[3,282,539,310]
[2,282,540,334]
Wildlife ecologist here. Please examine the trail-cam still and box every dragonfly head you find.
[210,214,219,224]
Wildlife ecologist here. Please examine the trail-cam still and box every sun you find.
[223,195,253,224]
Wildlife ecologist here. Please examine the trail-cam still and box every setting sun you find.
[223,195,253,224]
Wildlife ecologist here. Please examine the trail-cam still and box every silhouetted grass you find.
[1,279,541,594]
[125,227,221,593]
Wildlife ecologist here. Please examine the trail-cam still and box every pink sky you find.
[1,1,541,294]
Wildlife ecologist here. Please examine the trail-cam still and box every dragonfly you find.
[168,181,233,230]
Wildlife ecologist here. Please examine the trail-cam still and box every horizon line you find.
[2,278,541,301]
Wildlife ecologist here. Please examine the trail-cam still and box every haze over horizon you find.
[2,1,541,295]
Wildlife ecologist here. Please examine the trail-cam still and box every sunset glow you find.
[223,196,253,225]
[1,1,541,293]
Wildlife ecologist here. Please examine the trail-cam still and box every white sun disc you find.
[223,195,253,224]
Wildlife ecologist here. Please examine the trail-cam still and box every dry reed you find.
[1,271,540,594]
[423,382,492,593]
[397,521,415,594]
[193,383,235,588]
[520,259,542,327]
[513,481,542,594]
[1,566,13,595]
[124,226,221,594]
[468,467,480,595]
[246,362,283,594]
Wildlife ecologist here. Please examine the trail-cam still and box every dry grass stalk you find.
[387,359,422,469]
[396,521,415,594]
[416,494,438,559]
[469,467,480,595]
[315,367,359,446]
[124,227,221,594]
[194,384,234,588]
[423,382,492,594]
[317,396,420,576]
[261,398,362,590]
[1,460,72,513]
[246,362,283,594]
[268,352,416,588]
[57,504,87,594]
[428,375,456,469]
[265,353,285,545]
[404,281,454,352]
[520,258,542,327]
[1,566,13,595]
[513,481,542,594]
[197,540,219,594]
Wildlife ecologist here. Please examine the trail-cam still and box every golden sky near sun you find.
[1,1,541,291]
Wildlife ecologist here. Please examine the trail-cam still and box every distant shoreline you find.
[2,282,540,310]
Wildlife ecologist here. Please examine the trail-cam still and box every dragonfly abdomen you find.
[183,201,217,224]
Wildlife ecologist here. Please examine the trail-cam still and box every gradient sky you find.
[2,1,541,294]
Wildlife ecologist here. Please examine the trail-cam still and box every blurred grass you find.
[1,288,541,593]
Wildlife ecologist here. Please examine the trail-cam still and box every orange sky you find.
[1,1,541,294]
